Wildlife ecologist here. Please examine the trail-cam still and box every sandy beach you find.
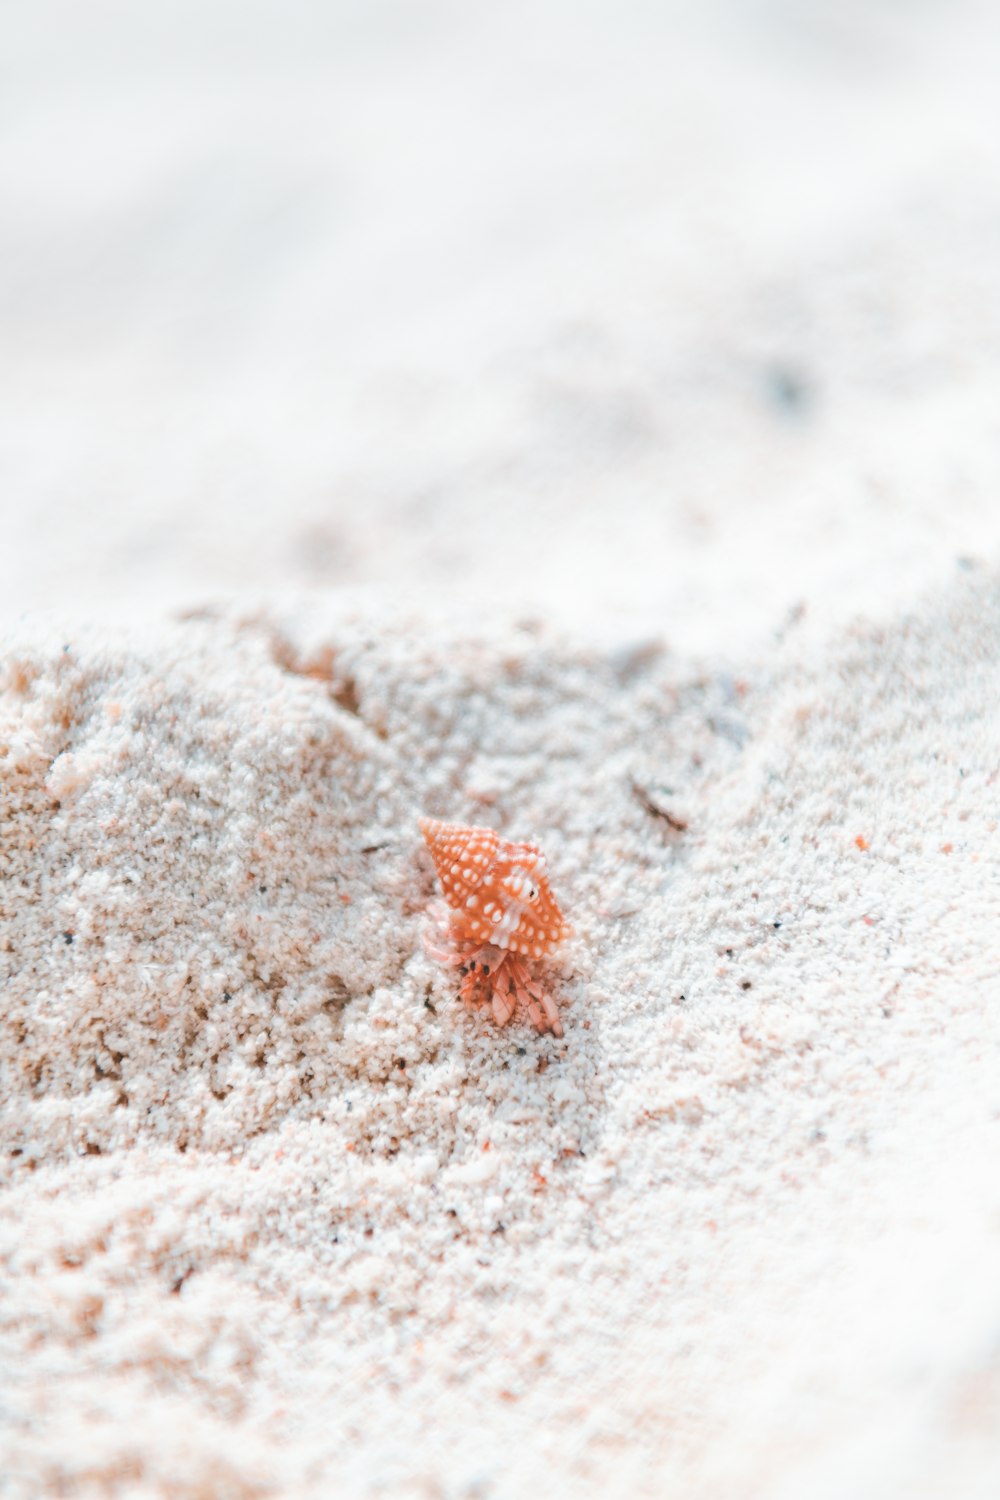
[3,4,1000,1496]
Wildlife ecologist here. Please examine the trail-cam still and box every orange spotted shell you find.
[419,817,572,959]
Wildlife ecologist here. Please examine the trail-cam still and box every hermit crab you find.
[419,817,572,1037]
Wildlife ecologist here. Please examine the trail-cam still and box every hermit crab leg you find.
[534,988,564,1039]
[507,957,564,1038]
[490,975,516,1028]
[423,935,467,966]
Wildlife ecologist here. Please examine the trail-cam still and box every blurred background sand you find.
[3,0,1000,648]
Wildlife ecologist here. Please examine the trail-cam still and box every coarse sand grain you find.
[2,575,999,1497]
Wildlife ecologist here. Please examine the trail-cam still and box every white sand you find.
[4,582,1000,1499]
[3,4,1000,1497]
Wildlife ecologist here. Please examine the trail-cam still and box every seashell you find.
[418,817,572,959]
[418,817,572,1037]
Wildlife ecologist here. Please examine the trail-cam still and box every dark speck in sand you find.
[764,362,814,416]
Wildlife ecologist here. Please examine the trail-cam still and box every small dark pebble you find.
[773,922,782,930]
[63,931,74,944]
[740,980,752,991]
